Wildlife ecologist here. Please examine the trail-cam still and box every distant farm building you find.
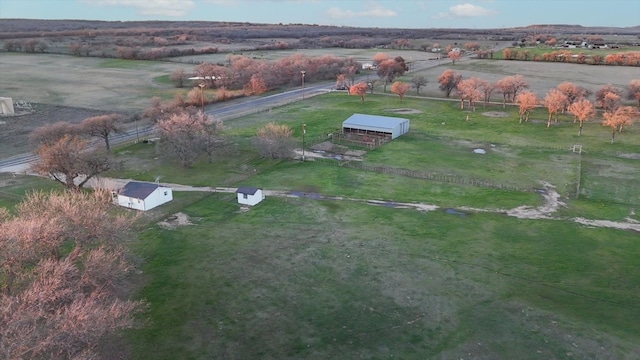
[117,181,173,211]
[236,186,265,206]
[0,97,14,115]
[340,113,410,147]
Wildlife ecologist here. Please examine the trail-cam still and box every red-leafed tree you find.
[350,82,369,104]
[515,91,539,123]
[557,82,591,106]
[377,57,407,92]
[495,74,528,108]
[372,52,390,66]
[567,98,596,135]
[438,69,462,98]
[448,49,462,64]
[627,79,640,107]
[456,77,484,111]
[477,79,494,107]
[602,92,621,113]
[244,73,268,96]
[603,106,638,143]
[544,89,569,127]
[391,81,410,102]
[595,84,624,109]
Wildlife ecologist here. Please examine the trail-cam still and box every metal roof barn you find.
[342,113,410,140]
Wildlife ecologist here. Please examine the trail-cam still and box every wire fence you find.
[312,157,530,192]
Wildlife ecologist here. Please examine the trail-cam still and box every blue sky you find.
[1,0,638,29]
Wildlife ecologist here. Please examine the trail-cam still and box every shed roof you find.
[119,181,160,200]
[342,113,409,131]
[236,186,261,195]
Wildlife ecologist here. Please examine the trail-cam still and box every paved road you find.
[0,46,501,174]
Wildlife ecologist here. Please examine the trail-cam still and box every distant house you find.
[236,186,265,206]
[361,63,376,70]
[589,42,608,49]
[117,181,173,211]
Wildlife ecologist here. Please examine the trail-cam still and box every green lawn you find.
[126,195,640,359]
[105,91,640,359]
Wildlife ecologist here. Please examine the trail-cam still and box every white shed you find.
[117,181,173,211]
[236,186,265,206]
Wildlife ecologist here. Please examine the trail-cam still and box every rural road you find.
[0,47,481,174]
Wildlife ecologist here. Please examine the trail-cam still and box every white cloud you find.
[449,3,497,17]
[83,0,195,17]
[432,2,497,19]
[327,2,397,19]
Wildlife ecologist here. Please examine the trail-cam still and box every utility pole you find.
[199,83,206,113]
[302,123,306,161]
[301,70,306,99]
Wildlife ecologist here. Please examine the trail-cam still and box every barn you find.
[236,186,265,206]
[117,181,173,211]
[342,113,410,141]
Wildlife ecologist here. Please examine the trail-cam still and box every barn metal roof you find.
[342,113,409,131]
[119,181,160,200]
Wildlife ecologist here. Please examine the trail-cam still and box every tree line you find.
[435,70,640,142]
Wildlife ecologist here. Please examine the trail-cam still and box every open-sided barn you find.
[342,113,410,141]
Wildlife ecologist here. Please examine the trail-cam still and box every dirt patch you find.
[157,212,193,230]
[386,108,423,114]
[617,153,640,160]
[482,111,510,118]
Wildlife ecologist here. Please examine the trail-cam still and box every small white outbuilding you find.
[236,186,265,206]
[0,97,14,115]
[117,181,173,211]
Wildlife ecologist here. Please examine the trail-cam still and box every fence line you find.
[312,157,528,192]
[575,151,583,199]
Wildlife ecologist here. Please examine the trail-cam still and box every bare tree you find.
[29,121,82,147]
[252,122,295,159]
[156,111,213,168]
[0,190,142,360]
[80,113,122,151]
[31,135,115,190]
[410,75,427,95]
[170,68,186,88]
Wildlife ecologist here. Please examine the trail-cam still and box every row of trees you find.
[0,190,142,359]
[502,48,640,66]
[434,69,639,141]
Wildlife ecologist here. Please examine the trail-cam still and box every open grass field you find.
[125,194,640,359]
[1,50,639,359]
[104,91,640,358]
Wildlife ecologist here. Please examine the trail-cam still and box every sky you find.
[0,0,638,29]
